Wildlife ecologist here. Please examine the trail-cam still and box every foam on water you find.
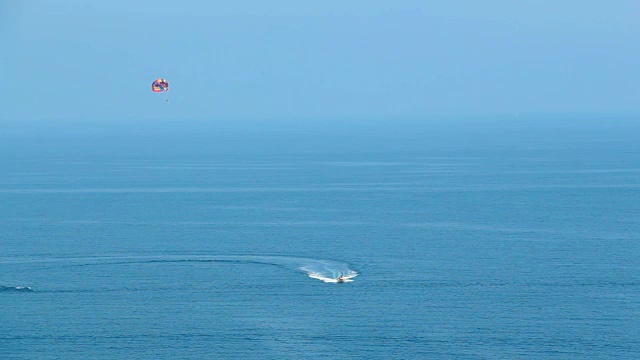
[306,272,358,283]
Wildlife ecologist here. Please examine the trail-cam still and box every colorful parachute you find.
[151,78,169,93]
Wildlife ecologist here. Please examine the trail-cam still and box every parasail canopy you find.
[151,78,169,93]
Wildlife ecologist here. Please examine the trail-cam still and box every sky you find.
[2,0,640,123]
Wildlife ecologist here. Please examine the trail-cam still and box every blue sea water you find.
[1,118,639,359]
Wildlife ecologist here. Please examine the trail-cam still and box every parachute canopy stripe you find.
[151,78,169,93]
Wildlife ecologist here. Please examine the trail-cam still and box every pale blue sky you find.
[3,1,640,123]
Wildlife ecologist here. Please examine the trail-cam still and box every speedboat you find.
[336,276,346,283]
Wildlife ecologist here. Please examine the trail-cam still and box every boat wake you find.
[183,255,359,283]
[0,285,35,292]
[0,255,359,288]
[306,271,358,283]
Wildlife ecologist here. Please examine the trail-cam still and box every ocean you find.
[1,118,639,359]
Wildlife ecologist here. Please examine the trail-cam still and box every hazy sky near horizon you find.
[2,1,640,122]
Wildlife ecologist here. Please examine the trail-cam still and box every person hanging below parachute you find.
[151,78,169,102]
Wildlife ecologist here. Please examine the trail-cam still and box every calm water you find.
[1,119,639,359]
